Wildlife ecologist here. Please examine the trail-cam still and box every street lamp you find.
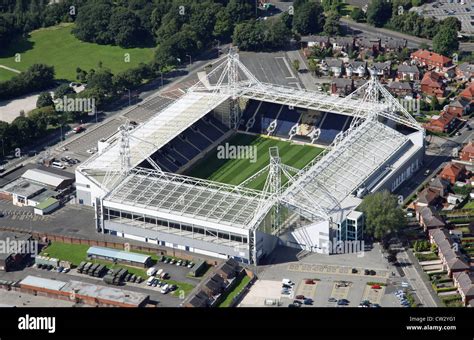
[186,54,192,66]
[214,40,221,56]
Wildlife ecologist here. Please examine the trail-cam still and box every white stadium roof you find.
[80,91,230,173]
[104,168,270,230]
[281,119,410,223]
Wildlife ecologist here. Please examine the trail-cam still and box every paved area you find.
[361,284,385,305]
[239,279,283,307]
[287,262,390,279]
[0,92,43,123]
[239,52,302,87]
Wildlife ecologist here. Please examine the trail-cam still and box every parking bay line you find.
[287,263,390,279]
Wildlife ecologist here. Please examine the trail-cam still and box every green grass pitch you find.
[0,23,154,82]
[186,133,324,190]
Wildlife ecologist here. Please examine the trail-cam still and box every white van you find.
[51,161,65,169]
[156,268,164,276]
[282,278,295,286]
[146,267,157,277]
[146,276,155,286]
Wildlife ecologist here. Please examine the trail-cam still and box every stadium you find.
[76,50,425,265]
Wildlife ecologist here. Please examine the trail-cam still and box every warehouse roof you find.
[61,280,148,306]
[87,246,151,264]
[20,276,67,291]
[22,168,71,189]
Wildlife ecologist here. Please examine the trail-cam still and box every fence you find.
[0,225,223,266]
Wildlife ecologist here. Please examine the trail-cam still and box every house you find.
[302,35,331,49]
[202,273,226,297]
[456,63,474,82]
[184,290,209,307]
[460,141,474,163]
[321,58,344,77]
[332,37,355,52]
[440,163,466,185]
[386,81,412,97]
[416,206,445,231]
[397,64,420,81]
[331,78,354,96]
[428,228,470,277]
[369,61,391,78]
[381,38,407,52]
[453,272,474,306]
[424,111,457,133]
[429,177,450,198]
[446,193,465,205]
[356,37,381,56]
[345,60,366,78]
[411,49,452,71]
[420,71,445,98]
[460,82,474,101]
[215,258,241,280]
[447,97,472,117]
[416,187,442,207]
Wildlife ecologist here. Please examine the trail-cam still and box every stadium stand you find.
[273,106,302,138]
[314,113,353,144]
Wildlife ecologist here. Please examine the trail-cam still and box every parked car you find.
[303,298,313,305]
[160,284,170,294]
[146,277,154,286]
[328,297,337,302]
[305,279,315,285]
[295,295,305,300]
[293,300,302,305]
[351,268,358,274]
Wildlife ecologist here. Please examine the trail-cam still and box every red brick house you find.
[460,141,474,162]
[447,98,471,117]
[421,71,445,98]
[440,163,466,185]
[424,111,457,133]
[460,82,474,101]
[411,50,452,71]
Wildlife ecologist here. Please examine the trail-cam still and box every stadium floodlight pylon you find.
[189,50,423,132]
[102,120,163,191]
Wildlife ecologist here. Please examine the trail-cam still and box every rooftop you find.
[20,275,67,291]
[87,246,151,264]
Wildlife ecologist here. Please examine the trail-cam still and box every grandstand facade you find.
[76,51,424,264]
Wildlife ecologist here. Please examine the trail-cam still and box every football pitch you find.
[186,133,324,190]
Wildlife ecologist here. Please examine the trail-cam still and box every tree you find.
[432,26,459,56]
[280,11,293,30]
[358,191,406,240]
[72,2,114,45]
[350,8,366,22]
[308,58,320,76]
[233,20,265,51]
[36,92,54,108]
[109,7,145,48]
[323,12,341,36]
[292,59,300,73]
[213,8,233,41]
[54,83,75,100]
[293,1,325,35]
[366,0,392,27]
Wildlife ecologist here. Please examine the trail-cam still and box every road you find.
[396,250,439,307]
[341,17,474,52]
[396,117,474,201]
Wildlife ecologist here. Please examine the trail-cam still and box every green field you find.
[186,133,324,190]
[0,68,18,82]
[41,242,195,296]
[0,23,154,81]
